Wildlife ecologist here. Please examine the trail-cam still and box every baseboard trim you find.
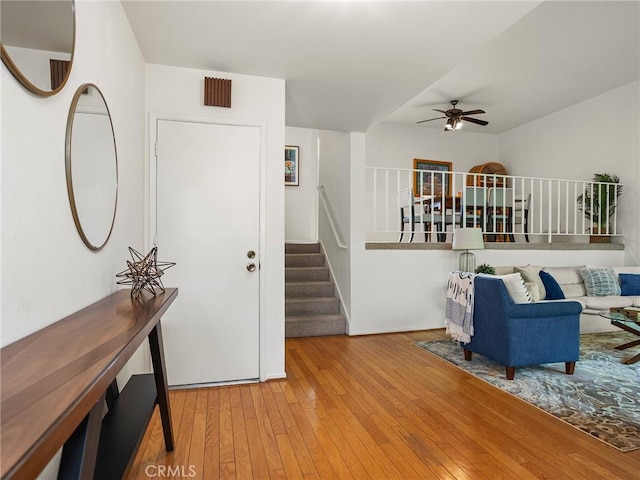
[262,372,287,381]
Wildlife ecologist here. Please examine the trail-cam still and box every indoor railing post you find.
[547,181,553,243]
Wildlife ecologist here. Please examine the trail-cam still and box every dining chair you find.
[398,189,448,242]
[486,187,515,242]
[514,193,531,242]
[462,186,487,229]
[398,188,437,242]
[398,188,416,242]
[422,193,460,242]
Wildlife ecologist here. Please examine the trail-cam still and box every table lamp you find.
[452,227,484,273]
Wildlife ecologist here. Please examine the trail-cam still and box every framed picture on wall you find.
[285,145,299,186]
[413,159,452,196]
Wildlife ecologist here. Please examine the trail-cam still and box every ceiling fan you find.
[417,100,488,131]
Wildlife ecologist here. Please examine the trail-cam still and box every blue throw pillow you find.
[539,270,565,300]
[619,273,640,296]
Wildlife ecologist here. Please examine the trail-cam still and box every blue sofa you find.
[463,276,582,380]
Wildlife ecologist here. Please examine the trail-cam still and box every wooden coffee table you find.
[600,307,640,364]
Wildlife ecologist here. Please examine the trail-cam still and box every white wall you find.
[500,80,640,265]
[1,1,145,347]
[145,63,286,380]
[285,126,318,242]
[1,1,146,477]
[366,121,499,172]
[318,130,352,320]
[350,248,626,335]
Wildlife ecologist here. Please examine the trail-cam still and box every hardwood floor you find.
[127,330,640,479]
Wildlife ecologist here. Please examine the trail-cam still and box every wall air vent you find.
[204,77,232,108]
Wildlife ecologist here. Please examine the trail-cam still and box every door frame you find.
[148,112,268,382]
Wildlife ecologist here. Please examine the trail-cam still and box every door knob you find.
[247,250,256,259]
[246,263,256,272]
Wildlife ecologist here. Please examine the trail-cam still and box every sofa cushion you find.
[581,267,621,296]
[619,273,640,296]
[577,295,634,311]
[568,297,586,310]
[543,266,586,298]
[500,273,532,304]
[494,266,515,276]
[613,266,640,275]
[515,265,545,299]
[539,270,565,300]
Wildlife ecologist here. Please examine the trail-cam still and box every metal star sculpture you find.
[116,246,176,298]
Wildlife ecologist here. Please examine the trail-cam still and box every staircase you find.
[285,243,346,337]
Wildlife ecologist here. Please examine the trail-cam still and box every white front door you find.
[155,119,260,386]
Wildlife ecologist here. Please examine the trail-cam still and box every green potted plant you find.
[577,173,623,243]
[475,263,495,275]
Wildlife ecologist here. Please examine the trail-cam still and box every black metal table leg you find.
[105,379,119,410]
[148,321,175,451]
[58,394,105,480]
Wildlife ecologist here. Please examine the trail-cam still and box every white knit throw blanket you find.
[445,271,475,344]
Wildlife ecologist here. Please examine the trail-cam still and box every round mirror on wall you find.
[66,84,118,251]
[1,0,75,95]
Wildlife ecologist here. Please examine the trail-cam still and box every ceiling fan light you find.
[418,101,488,131]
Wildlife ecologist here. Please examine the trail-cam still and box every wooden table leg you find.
[611,320,640,364]
[623,352,640,365]
[615,338,640,350]
[58,394,104,480]
[148,321,175,452]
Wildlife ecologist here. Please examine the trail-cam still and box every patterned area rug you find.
[416,332,640,452]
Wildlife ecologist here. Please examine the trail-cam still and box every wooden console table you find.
[1,288,178,480]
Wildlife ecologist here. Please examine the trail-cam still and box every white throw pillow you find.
[500,273,532,304]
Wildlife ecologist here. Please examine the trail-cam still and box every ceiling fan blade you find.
[461,109,485,115]
[432,109,448,114]
[461,116,489,126]
[416,116,446,124]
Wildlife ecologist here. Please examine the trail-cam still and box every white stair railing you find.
[366,167,623,243]
[318,185,347,249]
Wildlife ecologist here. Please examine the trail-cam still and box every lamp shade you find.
[452,228,484,251]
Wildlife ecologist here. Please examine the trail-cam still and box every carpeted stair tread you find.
[285,243,321,254]
[285,314,346,337]
[285,266,330,282]
[284,243,347,337]
[285,253,325,268]
[285,281,335,298]
[285,296,340,315]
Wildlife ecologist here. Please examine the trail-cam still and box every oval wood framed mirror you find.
[1,0,76,96]
[66,83,118,251]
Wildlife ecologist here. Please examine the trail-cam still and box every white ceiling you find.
[122,0,640,134]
